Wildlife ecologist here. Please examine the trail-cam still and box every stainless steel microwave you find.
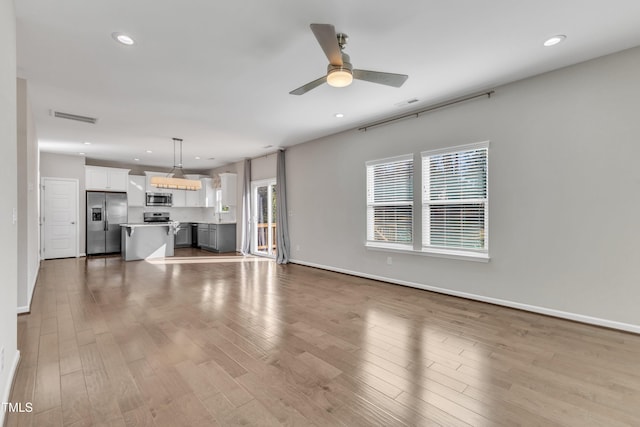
[146,192,172,207]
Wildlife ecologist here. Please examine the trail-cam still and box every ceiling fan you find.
[289,23,409,95]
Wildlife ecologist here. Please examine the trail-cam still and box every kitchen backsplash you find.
[128,207,237,223]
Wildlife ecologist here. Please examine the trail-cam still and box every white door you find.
[42,178,78,259]
[251,179,277,257]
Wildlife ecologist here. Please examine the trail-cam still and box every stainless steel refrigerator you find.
[86,192,128,255]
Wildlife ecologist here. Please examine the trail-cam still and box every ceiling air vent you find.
[395,98,419,107]
[51,110,98,124]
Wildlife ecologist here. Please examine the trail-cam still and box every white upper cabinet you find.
[185,186,201,207]
[170,189,186,207]
[85,166,130,192]
[127,175,146,206]
[183,176,215,207]
[202,178,215,207]
[184,175,203,207]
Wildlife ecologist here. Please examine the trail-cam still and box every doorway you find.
[41,177,79,259]
[251,179,277,257]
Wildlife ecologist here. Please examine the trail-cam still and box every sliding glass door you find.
[251,179,277,257]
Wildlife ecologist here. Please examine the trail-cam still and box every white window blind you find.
[422,142,488,252]
[366,154,414,246]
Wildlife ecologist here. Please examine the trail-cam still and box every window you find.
[422,142,488,254]
[366,154,414,248]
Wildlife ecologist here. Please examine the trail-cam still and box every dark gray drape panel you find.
[241,158,251,255]
[276,150,290,264]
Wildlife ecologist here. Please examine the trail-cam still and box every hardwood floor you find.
[7,248,640,426]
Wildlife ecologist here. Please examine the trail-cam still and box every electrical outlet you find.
[296,245,300,251]
[387,256,393,265]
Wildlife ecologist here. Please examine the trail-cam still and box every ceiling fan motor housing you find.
[327,53,353,72]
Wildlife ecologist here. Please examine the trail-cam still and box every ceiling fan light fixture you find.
[327,68,353,88]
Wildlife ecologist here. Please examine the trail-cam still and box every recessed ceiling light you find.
[543,35,566,47]
[134,158,140,161]
[145,150,152,154]
[195,156,201,160]
[334,113,345,118]
[112,32,135,46]
[83,141,91,145]
[78,152,85,156]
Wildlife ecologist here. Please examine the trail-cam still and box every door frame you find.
[250,178,277,258]
[40,177,80,259]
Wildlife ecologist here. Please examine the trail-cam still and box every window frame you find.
[364,141,490,262]
[421,141,489,259]
[365,153,415,250]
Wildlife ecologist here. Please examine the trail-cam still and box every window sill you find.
[365,242,490,263]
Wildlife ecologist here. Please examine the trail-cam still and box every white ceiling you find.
[16,0,640,170]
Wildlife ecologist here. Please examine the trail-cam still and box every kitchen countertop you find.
[120,222,237,228]
[190,221,237,225]
[120,223,178,227]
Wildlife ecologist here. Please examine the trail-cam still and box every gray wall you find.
[16,78,40,311]
[286,46,640,331]
[0,0,18,419]
[40,152,87,254]
[251,152,277,182]
[86,158,209,176]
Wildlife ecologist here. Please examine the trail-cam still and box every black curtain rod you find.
[358,90,495,132]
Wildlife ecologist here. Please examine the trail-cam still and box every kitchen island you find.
[194,222,236,253]
[120,223,177,261]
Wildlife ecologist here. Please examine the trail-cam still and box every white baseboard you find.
[17,263,39,315]
[26,266,38,311]
[78,253,86,258]
[0,350,21,427]
[290,259,640,335]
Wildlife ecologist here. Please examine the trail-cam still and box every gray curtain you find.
[241,158,251,255]
[276,149,291,264]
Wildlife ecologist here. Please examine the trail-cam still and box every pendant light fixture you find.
[150,138,202,190]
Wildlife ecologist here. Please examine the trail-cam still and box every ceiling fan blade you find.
[353,69,408,87]
[310,23,343,66]
[289,76,327,95]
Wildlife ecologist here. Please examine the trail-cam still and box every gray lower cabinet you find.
[197,223,236,253]
[197,224,208,249]
[209,226,217,250]
[174,223,192,248]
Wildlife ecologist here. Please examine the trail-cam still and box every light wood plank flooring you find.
[7,248,640,426]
